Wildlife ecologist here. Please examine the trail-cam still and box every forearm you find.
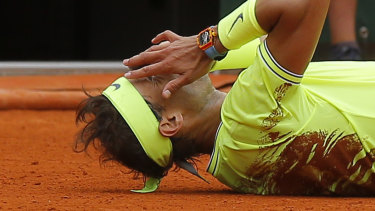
[215,0,329,75]
[210,39,260,72]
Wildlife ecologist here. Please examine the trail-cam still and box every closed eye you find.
[147,76,160,87]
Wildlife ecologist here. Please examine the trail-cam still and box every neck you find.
[192,89,226,154]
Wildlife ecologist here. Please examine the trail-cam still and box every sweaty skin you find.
[130,74,225,154]
[124,33,213,98]
[123,0,329,99]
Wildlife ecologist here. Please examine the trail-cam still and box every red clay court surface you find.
[1,74,375,210]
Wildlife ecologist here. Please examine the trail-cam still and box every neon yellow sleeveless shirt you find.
[207,0,375,195]
[208,40,375,195]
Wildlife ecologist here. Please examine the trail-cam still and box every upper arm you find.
[256,0,330,75]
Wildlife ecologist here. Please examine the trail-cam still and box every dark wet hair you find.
[74,93,200,179]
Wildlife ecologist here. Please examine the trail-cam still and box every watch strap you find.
[204,45,227,61]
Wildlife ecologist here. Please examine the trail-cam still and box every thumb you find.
[162,77,187,98]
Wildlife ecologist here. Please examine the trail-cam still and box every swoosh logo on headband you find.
[228,13,243,35]
[111,83,121,90]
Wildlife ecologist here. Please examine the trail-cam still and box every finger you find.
[124,62,164,79]
[152,30,180,44]
[123,51,161,67]
[162,76,189,99]
[145,41,170,52]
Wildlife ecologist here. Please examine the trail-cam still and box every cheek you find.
[152,90,164,102]
[180,81,203,97]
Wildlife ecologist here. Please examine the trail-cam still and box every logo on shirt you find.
[228,13,244,35]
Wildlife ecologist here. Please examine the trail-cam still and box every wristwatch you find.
[197,26,227,61]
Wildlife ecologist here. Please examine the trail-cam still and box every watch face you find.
[199,31,210,46]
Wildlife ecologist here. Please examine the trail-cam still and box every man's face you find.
[129,75,168,108]
[130,74,215,114]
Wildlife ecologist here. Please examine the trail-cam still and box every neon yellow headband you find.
[102,77,172,168]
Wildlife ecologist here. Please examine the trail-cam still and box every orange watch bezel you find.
[197,27,216,51]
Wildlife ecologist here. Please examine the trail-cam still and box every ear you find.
[159,112,183,137]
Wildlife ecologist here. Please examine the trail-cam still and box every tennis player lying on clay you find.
[75,0,375,195]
